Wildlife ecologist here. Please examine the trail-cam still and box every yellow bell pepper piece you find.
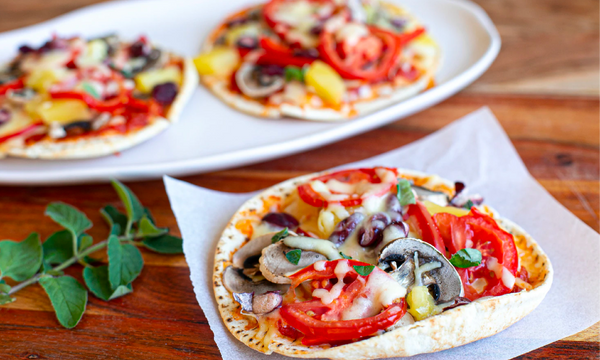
[423,200,469,217]
[305,61,346,106]
[36,99,92,125]
[193,47,240,78]
[26,69,67,93]
[406,285,439,321]
[135,66,182,93]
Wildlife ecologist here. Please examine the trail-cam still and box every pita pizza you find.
[195,0,440,121]
[213,167,552,359]
[0,34,197,159]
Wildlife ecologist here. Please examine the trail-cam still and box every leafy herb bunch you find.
[0,180,183,328]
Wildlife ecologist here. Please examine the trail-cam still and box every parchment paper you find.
[164,108,600,360]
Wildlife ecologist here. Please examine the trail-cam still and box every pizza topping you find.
[151,82,178,105]
[0,108,11,124]
[259,240,327,284]
[235,63,285,98]
[223,265,289,294]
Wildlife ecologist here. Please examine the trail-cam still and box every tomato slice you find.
[279,259,407,345]
[404,201,446,254]
[318,26,400,81]
[256,38,316,67]
[435,208,519,301]
[297,167,396,208]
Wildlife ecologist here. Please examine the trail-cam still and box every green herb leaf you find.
[78,234,93,252]
[43,231,93,265]
[82,82,101,100]
[45,203,92,237]
[107,235,143,290]
[142,235,183,254]
[0,294,15,305]
[0,282,11,294]
[339,252,352,260]
[464,200,474,210]
[42,230,73,265]
[449,248,482,268]
[285,249,302,265]
[271,228,289,243]
[111,180,145,226]
[45,270,65,276]
[100,205,128,236]
[135,216,168,238]
[284,66,304,82]
[143,208,156,225]
[83,266,133,301]
[396,179,416,206]
[353,265,375,276]
[0,233,42,281]
[39,275,87,329]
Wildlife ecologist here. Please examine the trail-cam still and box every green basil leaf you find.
[285,249,302,265]
[284,66,304,82]
[271,228,289,244]
[107,235,143,290]
[450,248,482,268]
[111,180,145,224]
[83,256,102,265]
[78,234,93,252]
[142,235,183,254]
[39,275,87,329]
[464,200,474,210]
[82,82,101,99]
[100,205,128,235]
[353,265,375,276]
[135,216,168,238]
[0,294,15,305]
[0,233,42,281]
[339,252,352,260]
[396,179,416,206]
[45,202,92,237]
[83,266,133,301]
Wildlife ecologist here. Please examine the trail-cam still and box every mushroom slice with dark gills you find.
[259,235,342,284]
[235,63,284,98]
[223,266,289,295]
[233,291,283,315]
[411,186,450,207]
[378,238,463,304]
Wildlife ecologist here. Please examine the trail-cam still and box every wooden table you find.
[0,0,598,358]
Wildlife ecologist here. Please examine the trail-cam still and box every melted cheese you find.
[501,266,516,289]
[282,236,341,260]
[335,23,369,47]
[314,260,327,271]
[312,260,352,304]
[413,252,441,287]
[471,278,488,294]
[486,257,502,279]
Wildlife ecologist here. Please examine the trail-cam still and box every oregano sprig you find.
[0,179,184,329]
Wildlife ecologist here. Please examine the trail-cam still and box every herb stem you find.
[8,239,109,296]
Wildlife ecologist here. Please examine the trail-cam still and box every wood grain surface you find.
[0,0,598,359]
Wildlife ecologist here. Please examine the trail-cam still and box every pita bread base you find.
[213,169,553,359]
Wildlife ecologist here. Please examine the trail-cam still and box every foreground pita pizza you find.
[195,0,439,121]
[214,167,553,359]
[0,34,197,159]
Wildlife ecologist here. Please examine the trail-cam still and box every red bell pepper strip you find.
[49,90,129,113]
[404,201,446,254]
[256,37,316,67]
[0,122,44,144]
[0,78,25,96]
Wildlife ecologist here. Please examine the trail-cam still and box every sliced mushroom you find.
[222,266,288,295]
[378,238,463,304]
[236,63,284,98]
[412,186,450,207]
[232,232,277,269]
[232,291,283,315]
[259,241,327,284]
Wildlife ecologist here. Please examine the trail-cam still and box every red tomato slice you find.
[279,259,407,345]
[297,167,396,208]
[404,201,446,254]
[435,208,519,301]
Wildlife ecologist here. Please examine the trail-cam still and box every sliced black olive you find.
[64,121,92,136]
[262,212,299,229]
[236,37,258,50]
[151,82,178,105]
[129,40,151,58]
